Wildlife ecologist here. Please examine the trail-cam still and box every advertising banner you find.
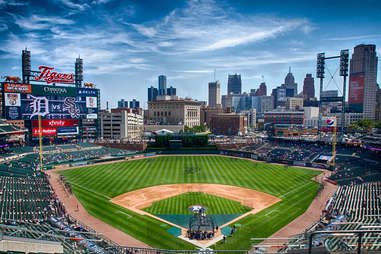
[31,84,78,97]
[78,88,97,96]
[32,119,79,128]
[57,126,79,135]
[32,128,57,136]
[4,93,21,106]
[348,73,365,104]
[86,113,98,119]
[86,97,97,108]
[4,83,32,93]
[84,127,96,131]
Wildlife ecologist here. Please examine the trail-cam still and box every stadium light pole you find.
[340,49,349,138]
[316,53,325,138]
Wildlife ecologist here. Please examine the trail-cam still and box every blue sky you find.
[0,0,380,109]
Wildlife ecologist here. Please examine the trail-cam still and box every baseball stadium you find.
[0,50,380,254]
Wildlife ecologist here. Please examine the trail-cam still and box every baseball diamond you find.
[58,155,321,250]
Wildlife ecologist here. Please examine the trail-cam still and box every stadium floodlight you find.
[316,53,325,78]
[340,49,349,76]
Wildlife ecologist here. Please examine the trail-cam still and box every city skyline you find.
[0,0,381,109]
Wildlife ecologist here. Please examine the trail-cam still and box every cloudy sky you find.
[0,0,380,108]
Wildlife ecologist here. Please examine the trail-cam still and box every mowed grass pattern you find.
[143,192,252,215]
[59,156,321,250]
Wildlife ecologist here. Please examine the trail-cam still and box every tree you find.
[348,119,376,133]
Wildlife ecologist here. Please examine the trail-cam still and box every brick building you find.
[210,113,247,136]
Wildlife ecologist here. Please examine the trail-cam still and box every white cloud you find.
[13,14,74,30]
[180,70,213,73]
[126,0,311,54]
[60,0,89,11]
[131,24,157,37]
[328,34,381,41]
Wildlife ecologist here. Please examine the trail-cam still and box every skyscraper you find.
[255,82,267,96]
[283,67,298,97]
[130,99,140,108]
[167,86,176,96]
[148,86,158,102]
[208,81,221,107]
[303,74,315,100]
[227,74,242,94]
[349,44,378,119]
[158,75,167,96]
[118,99,129,108]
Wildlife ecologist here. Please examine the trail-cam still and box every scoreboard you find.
[2,83,98,120]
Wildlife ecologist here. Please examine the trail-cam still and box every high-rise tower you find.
[208,81,221,107]
[227,74,241,94]
[158,75,167,96]
[348,44,378,119]
[284,67,298,97]
[303,74,315,100]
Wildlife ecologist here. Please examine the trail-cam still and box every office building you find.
[158,75,167,96]
[148,86,158,102]
[227,74,242,94]
[148,99,201,127]
[303,74,315,100]
[283,68,298,97]
[255,82,267,96]
[100,108,143,140]
[129,99,140,108]
[264,111,304,125]
[210,113,247,135]
[118,99,129,108]
[286,97,304,111]
[208,81,221,107]
[167,86,176,96]
[349,44,378,119]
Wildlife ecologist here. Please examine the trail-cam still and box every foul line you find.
[279,181,314,199]
[70,182,112,200]
[116,211,132,218]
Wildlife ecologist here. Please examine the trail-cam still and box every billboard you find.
[4,83,31,93]
[57,126,79,135]
[348,73,365,112]
[3,84,99,120]
[32,119,78,128]
[32,128,57,136]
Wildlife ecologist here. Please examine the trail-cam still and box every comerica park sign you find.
[34,66,74,84]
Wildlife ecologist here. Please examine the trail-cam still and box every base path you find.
[47,171,150,248]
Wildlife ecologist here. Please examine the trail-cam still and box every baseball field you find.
[58,155,321,250]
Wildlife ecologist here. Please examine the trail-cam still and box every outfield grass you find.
[59,156,321,250]
[143,192,252,215]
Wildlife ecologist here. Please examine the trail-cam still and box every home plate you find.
[178,234,224,248]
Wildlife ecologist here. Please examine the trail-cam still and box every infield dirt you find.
[111,183,281,229]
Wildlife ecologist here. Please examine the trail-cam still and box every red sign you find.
[4,83,32,93]
[33,128,57,136]
[34,66,74,84]
[32,119,78,128]
[348,73,365,104]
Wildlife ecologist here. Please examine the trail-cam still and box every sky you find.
[0,0,381,109]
